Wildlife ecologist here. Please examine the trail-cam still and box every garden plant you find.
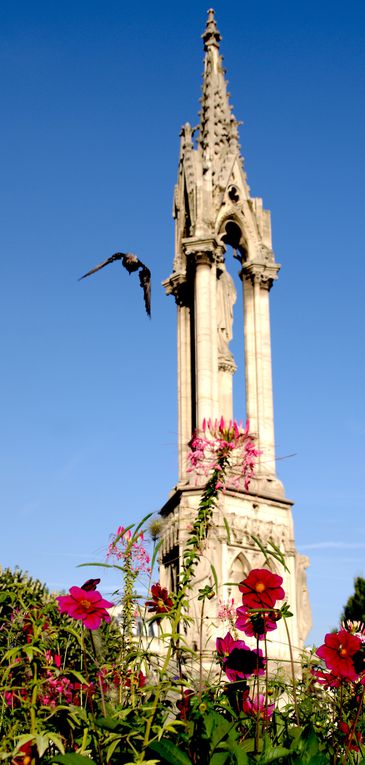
[1,419,365,764]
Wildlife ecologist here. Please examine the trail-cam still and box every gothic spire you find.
[199,9,239,178]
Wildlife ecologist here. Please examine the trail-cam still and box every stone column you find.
[177,301,192,481]
[242,265,278,479]
[194,251,214,426]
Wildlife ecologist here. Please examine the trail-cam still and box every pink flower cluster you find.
[107,526,151,575]
[217,597,236,621]
[188,417,261,491]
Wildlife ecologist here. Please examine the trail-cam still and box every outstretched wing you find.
[79,250,151,317]
[78,252,126,280]
[139,266,151,317]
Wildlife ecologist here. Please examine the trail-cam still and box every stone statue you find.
[217,264,236,362]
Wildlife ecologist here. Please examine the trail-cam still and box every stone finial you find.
[202,8,222,49]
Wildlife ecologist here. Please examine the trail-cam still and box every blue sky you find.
[1,0,364,646]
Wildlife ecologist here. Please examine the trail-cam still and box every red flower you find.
[145,583,173,618]
[57,586,114,630]
[310,668,341,689]
[316,630,361,681]
[176,689,194,720]
[239,569,285,609]
[235,606,278,640]
[124,670,147,688]
[338,721,364,751]
[11,742,38,765]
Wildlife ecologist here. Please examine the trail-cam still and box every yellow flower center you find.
[339,647,347,657]
[255,582,266,593]
[157,598,165,609]
[80,599,92,609]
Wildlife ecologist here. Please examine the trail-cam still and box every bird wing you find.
[121,253,144,274]
[139,266,151,317]
[78,252,126,280]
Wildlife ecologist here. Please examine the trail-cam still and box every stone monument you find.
[160,10,311,663]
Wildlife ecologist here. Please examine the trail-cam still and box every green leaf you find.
[209,754,229,765]
[222,516,231,544]
[0,590,15,603]
[210,563,218,594]
[51,755,97,765]
[149,739,192,765]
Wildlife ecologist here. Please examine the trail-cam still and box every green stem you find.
[283,616,299,725]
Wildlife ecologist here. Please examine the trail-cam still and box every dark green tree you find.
[341,576,365,623]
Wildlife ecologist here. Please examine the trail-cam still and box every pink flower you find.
[316,630,361,681]
[242,691,275,720]
[310,668,341,689]
[187,418,261,491]
[216,632,265,681]
[107,526,151,574]
[235,605,278,640]
[217,598,236,621]
[57,586,114,630]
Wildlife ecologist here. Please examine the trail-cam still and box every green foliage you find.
[342,576,365,624]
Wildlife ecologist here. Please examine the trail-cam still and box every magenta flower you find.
[242,691,275,720]
[224,645,265,682]
[57,586,114,630]
[216,631,247,659]
[235,605,278,640]
[216,632,265,681]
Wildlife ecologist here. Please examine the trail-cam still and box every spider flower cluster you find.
[107,525,151,575]
[187,417,261,491]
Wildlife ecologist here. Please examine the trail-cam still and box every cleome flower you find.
[57,586,114,630]
[316,630,362,681]
[145,583,173,619]
[239,568,285,610]
[187,417,261,491]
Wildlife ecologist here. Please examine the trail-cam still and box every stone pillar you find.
[242,265,278,479]
[177,301,192,482]
[194,251,215,426]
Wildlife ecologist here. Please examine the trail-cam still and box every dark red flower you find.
[316,630,361,681]
[239,569,285,609]
[124,670,147,688]
[145,583,173,618]
[338,721,364,751]
[81,578,101,591]
[11,742,38,765]
[176,689,194,720]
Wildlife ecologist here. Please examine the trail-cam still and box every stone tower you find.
[160,10,311,661]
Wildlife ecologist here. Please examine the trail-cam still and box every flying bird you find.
[79,252,151,317]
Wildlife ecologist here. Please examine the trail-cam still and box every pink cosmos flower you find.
[57,586,114,630]
[310,668,341,689]
[242,691,275,720]
[216,631,265,681]
[316,630,361,681]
